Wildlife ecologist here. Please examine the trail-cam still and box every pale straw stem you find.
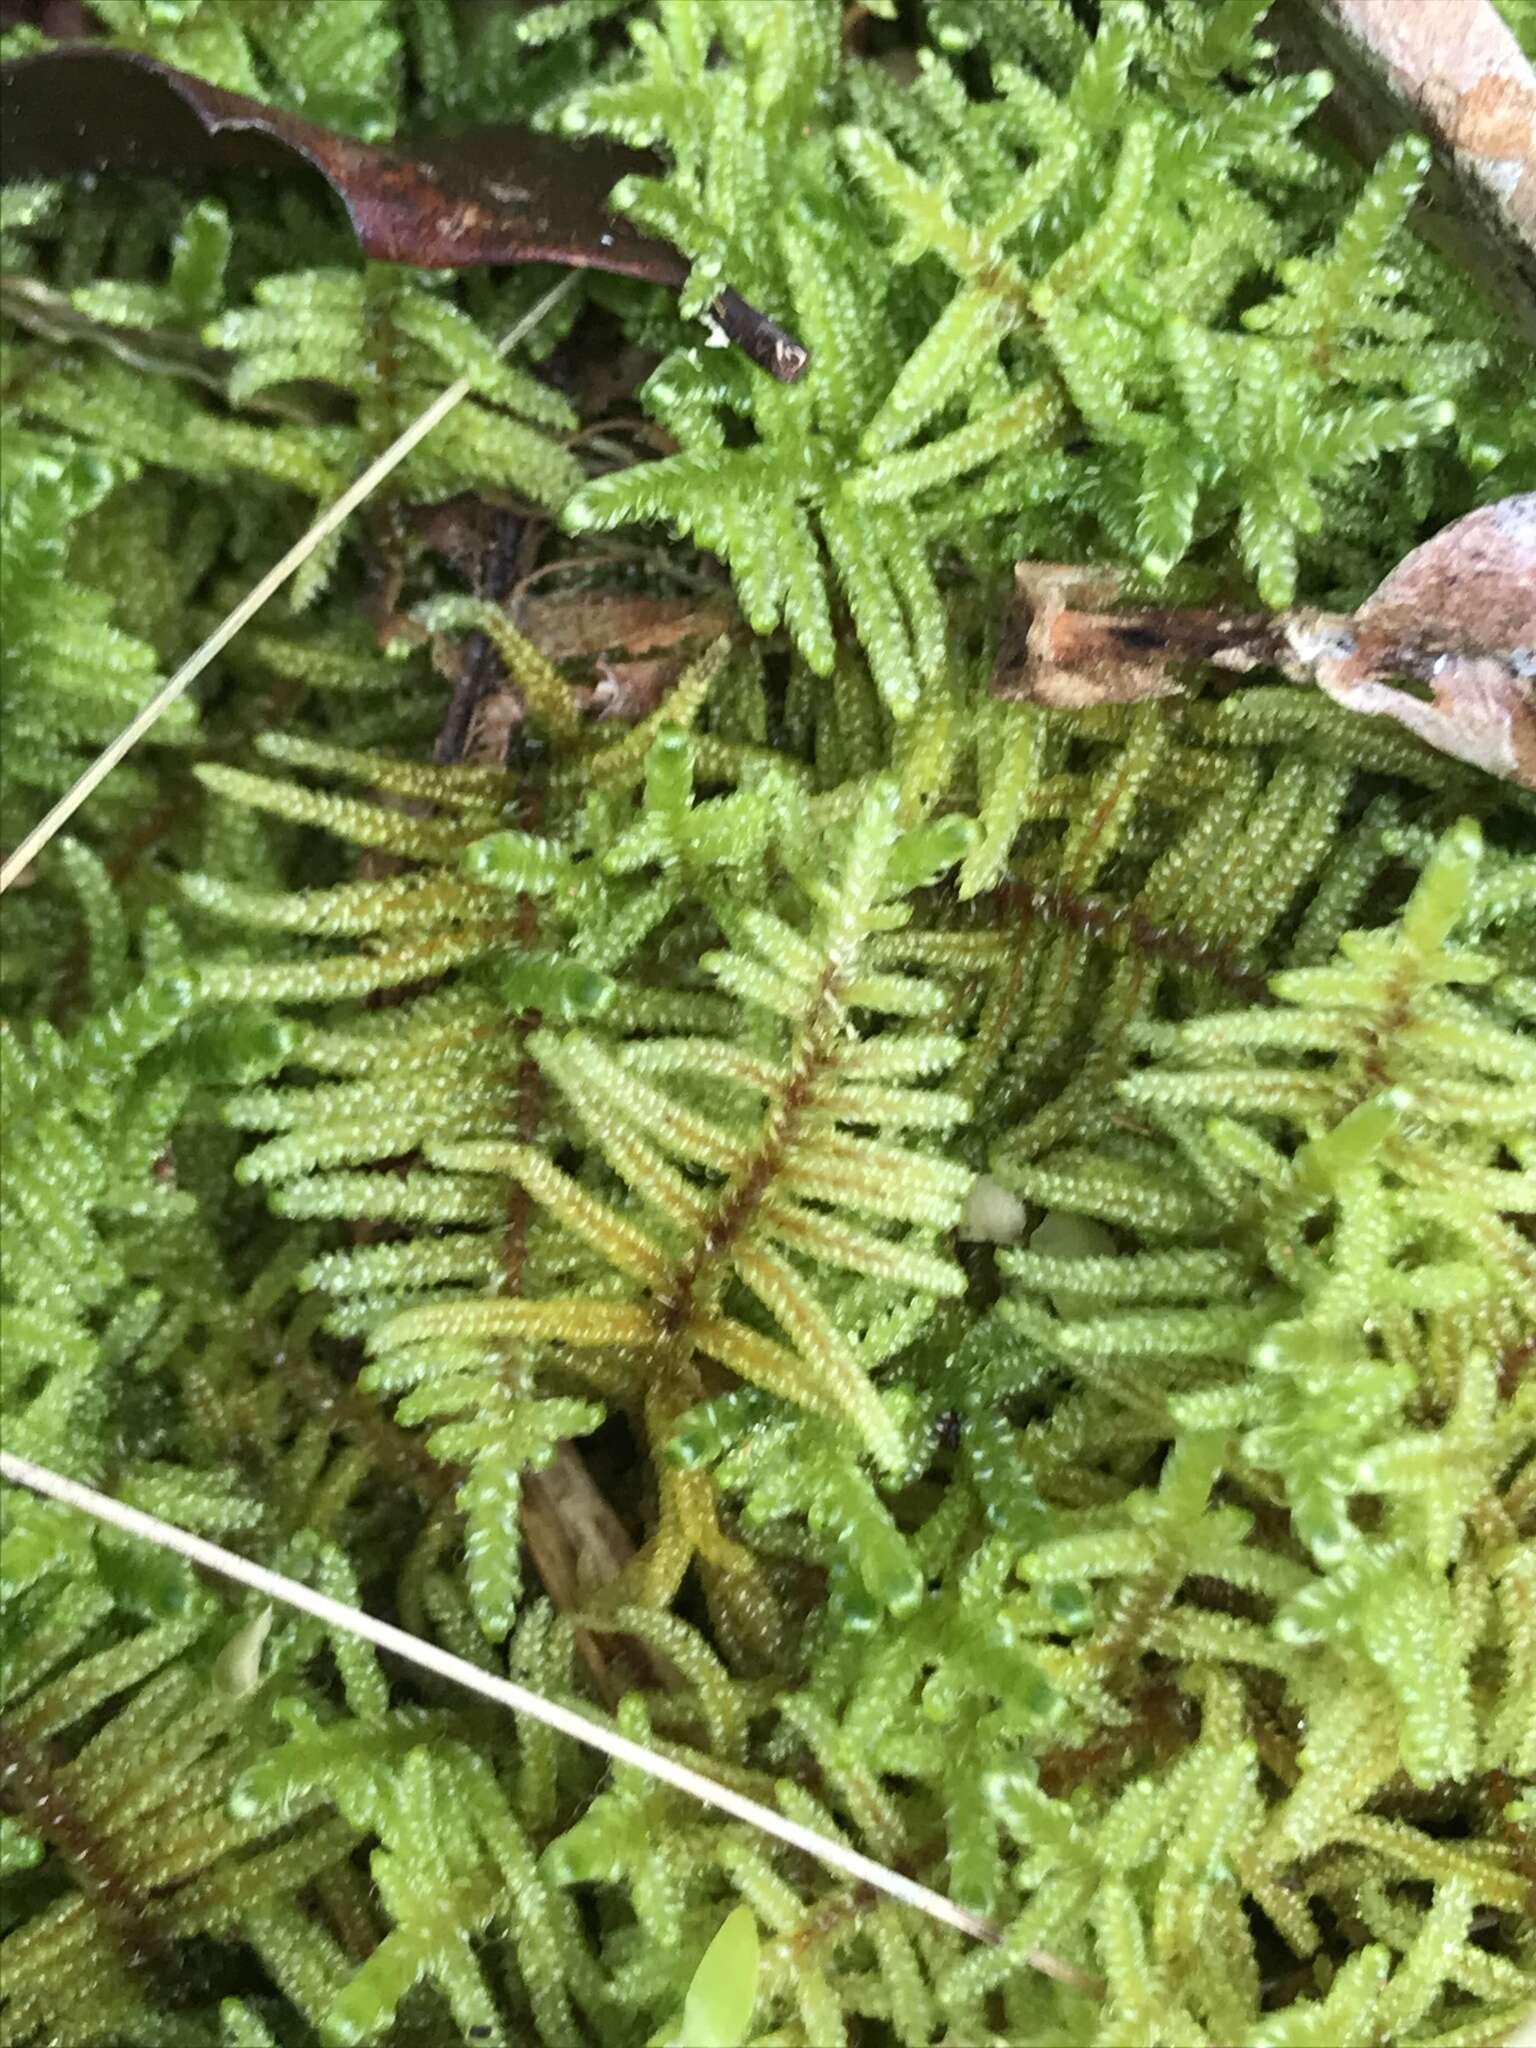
[0,1449,1000,1948]
[0,275,577,895]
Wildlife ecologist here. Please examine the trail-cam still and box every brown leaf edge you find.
[0,45,809,381]
[1285,491,1536,790]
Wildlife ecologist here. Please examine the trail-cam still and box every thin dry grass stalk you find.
[0,276,578,895]
[1,1448,1078,1966]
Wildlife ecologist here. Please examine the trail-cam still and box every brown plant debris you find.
[996,496,1536,791]
[0,46,809,380]
[516,591,736,662]
[1284,492,1536,789]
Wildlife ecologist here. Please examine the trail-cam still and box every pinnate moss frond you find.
[189,730,980,1645]
[554,0,1513,717]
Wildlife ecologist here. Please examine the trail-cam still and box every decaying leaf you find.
[518,591,735,662]
[0,46,808,380]
[520,1444,680,1705]
[1285,493,1536,788]
[0,0,89,34]
[493,597,731,735]
[997,496,1536,790]
[434,579,731,757]
[585,655,688,725]
[1349,489,1536,661]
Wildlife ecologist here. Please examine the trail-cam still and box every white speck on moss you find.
[960,1174,1027,1243]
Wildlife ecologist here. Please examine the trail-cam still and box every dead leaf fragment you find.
[1353,491,1536,665]
[508,590,735,730]
[0,46,808,380]
[517,591,735,661]
[1283,494,1536,789]
[586,655,684,724]
[520,1445,681,1704]
[1301,645,1535,788]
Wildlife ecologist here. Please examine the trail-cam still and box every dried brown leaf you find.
[586,655,686,724]
[0,46,808,379]
[517,590,735,661]
[1353,491,1536,661]
[1285,494,1536,789]
[520,1448,680,1704]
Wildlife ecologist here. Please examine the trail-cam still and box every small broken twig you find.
[995,496,1536,792]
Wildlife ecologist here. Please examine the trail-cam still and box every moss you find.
[1,3,1533,2045]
